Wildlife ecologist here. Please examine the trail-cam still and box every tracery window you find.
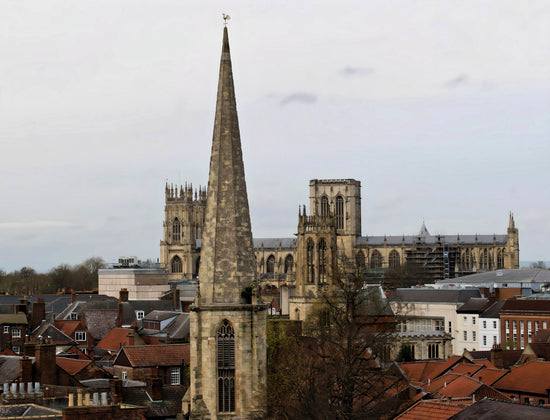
[266,255,275,274]
[307,239,315,283]
[497,249,504,269]
[388,250,400,268]
[318,239,327,283]
[171,256,183,273]
[172,218,181,242]
[217,320,235,413]
[320,196,329,217]
[335,196,344,229]
[370,250,383,269]
[284,254,294,274]
[356,251,366,272]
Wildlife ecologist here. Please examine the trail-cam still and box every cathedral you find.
[161,180,519,288]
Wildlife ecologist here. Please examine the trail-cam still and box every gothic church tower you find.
[189,26,267,419]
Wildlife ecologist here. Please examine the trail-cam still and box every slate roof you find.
[115,344,190,368]
[394,399,468,420]
[31,322,75,345]
[500,299,550,314]
[120,301,178,326]
[143,310,180,322]
[457,298,491,313]
[0,312,28,325]
[0,356,28,382]
[479,301,505,319]
[161,313,190,340]
[493,360,550,395]
[448,399,550,420]
[357,233,508,247]
[390,289,481,304]
[253,237,296,250]
[437,268,550,286]
[122,385,186,418]
[56,357,92,375]
[0,404,62,419]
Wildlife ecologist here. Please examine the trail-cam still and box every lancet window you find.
[389,250,400,268]
[307,239,315,283]
[497,249,504,269]
[217,320,235,413]
[335,196,344,229]
[320,196,329,217]
[370,250,383,269]
[171,256,182,273]
[172,218,181,242]
[266,255,275,274]
[318,239,327,283]
[284,254,294,274]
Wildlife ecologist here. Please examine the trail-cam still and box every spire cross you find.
[223,13,230,26]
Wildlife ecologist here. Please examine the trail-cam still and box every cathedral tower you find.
[189,26,267,419]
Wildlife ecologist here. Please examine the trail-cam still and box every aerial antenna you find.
[223,13,230,26]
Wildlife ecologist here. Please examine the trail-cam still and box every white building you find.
[479,301,504,350]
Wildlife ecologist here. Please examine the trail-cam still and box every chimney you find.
[146,377,163,401]
[110,377,123,404]
[173,288,181,311]
[30,298,46,332]
[127,333,134,346]
[490,344,504,369]
[119,288,129,302]
[117,301,123,328]
[16,297,28,314]
[71,292,76,303]
[19,356,32,384]
[35,338,56,386]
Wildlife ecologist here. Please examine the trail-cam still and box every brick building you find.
[500,299,550,350]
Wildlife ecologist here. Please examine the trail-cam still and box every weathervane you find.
[223,13,230,26]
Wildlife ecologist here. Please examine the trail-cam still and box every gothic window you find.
[370,250,383,269]
[171,256,183,273]
[217,320,235,413]
[259,258,264,273]
[307,239,315,283]
[284,254,294,274]
[172,218,181,242]
[318,239,327,283]
[389,250,400,268]
[481,249,488,269]
[497,249,504,269]
[266,255,275,274]
[195,257,200,276]
[428,343,439,359]
[335,196,344,229]
[320,195,330,217]
[356,251,366,272]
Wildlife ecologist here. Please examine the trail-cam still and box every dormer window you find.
[136,310,145,320]
[75,331,86,341]
[70,313,78,320]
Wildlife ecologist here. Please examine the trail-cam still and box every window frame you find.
[12,329,21,338]
[75,331,86,342]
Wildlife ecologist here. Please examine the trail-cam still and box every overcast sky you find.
[1,1,549,272]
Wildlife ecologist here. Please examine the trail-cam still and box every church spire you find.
[197,26,256,304]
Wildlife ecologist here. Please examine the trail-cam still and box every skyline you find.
[1,1,549,272]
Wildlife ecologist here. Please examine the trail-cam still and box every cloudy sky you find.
[1,1,549,272]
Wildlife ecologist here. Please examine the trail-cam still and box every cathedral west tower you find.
[189,26,267,419]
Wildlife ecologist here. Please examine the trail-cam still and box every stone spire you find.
[197,27,256,304]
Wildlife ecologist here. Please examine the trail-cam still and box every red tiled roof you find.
[471,359,497,369]
[56,357,91,376]
[394,399,468,419]
[96,327,135,351]
[55,320,81,337]
[493,360,550,395]
[533,328,550,343]
[432,375,482,399]
[117,344,190,367]
[450,362,483,377]
[399,356,463,384]
[471,368,509,385]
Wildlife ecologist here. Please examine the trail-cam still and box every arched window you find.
[318,239,327,283]
[194,257,200,277]
[389,250,400,268]
[370,250,382,269]
[482,249,488,269]
[320,196,329,217]
[497,249,504,269]
[217,320,235,413]
[307,239,315,283]
[335,196,344,229]
[171,256,182,273]
[172,218,181,242]
[464,249,471,270]
[284,254,294,274]
[266,255,275,274]
[259,258,264,273]
[356,251,366,272]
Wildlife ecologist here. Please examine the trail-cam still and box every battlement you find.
[310,178,360,186]
[165,182,207,203]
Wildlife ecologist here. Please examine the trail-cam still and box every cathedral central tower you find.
[189,26,267,419]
